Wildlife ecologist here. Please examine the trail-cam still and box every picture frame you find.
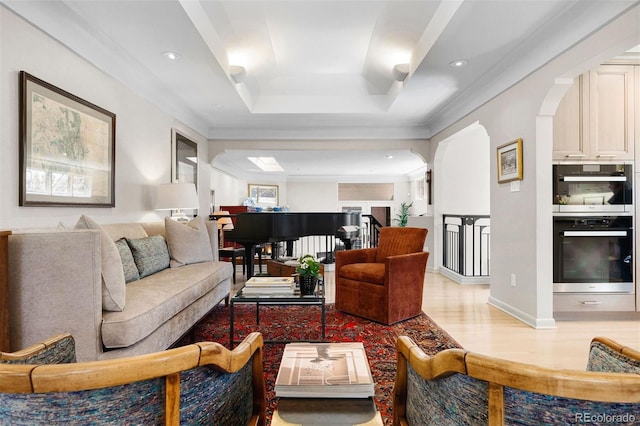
[171,129,198,186]
[171,129,198,216]
[248,184,279,207]
[496,138,523,183]
[19,71,116,206]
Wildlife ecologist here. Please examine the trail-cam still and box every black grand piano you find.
[222,212,360,279]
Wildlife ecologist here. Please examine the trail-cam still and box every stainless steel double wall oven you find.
[553,163,633,294]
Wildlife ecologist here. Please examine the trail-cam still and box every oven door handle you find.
[561,176,627,182]
[563,230,628,237]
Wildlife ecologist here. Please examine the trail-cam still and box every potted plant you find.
[296,254,322,295]
[394,201,413,227]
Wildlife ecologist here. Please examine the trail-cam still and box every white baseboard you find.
[488,296,557,329]
[439,267,489,285]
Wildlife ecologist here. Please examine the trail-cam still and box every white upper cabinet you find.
[553,74,587,159]
[554,65,635,161]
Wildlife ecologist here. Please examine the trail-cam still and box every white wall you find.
[287,182,337,212]
[210,167,247,210]
[440,126,490,215]
[0,7,209,228]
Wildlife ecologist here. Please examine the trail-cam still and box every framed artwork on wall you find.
[171,129,198,217]
[248,184,279,207]
[19,71,116,207]
[496,138,523,183]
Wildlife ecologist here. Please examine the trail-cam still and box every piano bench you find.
[219,247,246,284]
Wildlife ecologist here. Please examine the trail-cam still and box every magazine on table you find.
[245,276,295,286]
[242,276,296,294]
[275,342,374,398]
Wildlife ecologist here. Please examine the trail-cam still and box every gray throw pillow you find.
[164,216,214,268]
[126,235,170,278]
[75,215,126,312]
[114,238,140,283]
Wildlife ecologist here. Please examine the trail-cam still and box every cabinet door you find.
[553,75,588,160]
[589,65,635,160]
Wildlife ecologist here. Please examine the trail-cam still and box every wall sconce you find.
[392,63,410,82]
[229,65,247,84]
[155,183,199,222]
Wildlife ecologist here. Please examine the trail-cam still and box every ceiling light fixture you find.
[392,63,410,82]
[162,51,182,61]
[449,59,468,68]
[229,65,247,84]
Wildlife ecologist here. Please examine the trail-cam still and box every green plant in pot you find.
[394,201,413,227]
[296,254,322,295]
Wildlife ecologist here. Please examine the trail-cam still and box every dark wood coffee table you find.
[229,281,326,348]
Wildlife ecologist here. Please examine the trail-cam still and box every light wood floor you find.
[421,272,640,370]
[235,267,640,370]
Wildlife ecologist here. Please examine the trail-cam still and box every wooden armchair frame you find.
[0,332,266,425]
[393,336,640,425]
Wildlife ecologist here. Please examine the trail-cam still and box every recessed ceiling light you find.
[449,59,468,68]
[162,51,182,61]
[385,155,394,159]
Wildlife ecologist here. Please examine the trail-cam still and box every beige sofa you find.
[7,216,233,361]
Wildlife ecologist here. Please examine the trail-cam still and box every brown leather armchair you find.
[335,227,429,325]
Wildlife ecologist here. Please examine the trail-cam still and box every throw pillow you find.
[164,216,214,268]
[114,238,140,283]
[75,215,126,312]
[126,235,170,278]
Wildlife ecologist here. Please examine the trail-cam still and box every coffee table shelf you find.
[229,281,326,348]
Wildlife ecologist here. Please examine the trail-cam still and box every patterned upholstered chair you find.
[0,332,266,425]
[393,336,640,425]
[586,336,640,373]
[335,227,429,325]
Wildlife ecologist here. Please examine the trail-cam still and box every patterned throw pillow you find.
[126,235,170,278]
[114,238,140,283]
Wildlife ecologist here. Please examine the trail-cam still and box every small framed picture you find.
[496,138,523,183]
[248,184,279,207]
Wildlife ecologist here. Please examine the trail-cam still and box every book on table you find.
[275,342,375,398]
[242,276,295,294]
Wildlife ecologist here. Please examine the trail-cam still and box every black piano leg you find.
[244,245,256,280]
[323,235,334,263]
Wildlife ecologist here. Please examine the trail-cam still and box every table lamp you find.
[155,183,199,222]
[213,210,234,247]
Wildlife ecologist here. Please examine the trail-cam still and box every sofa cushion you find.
[164,216,214,268]
[75,215,126,312]
[126,235,170,278]
[101,261,233,348]
[114,238,140,283]
[101,223,148,241]
[339,263,385,285]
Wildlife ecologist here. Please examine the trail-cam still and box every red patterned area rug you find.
[180,303,461,425]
